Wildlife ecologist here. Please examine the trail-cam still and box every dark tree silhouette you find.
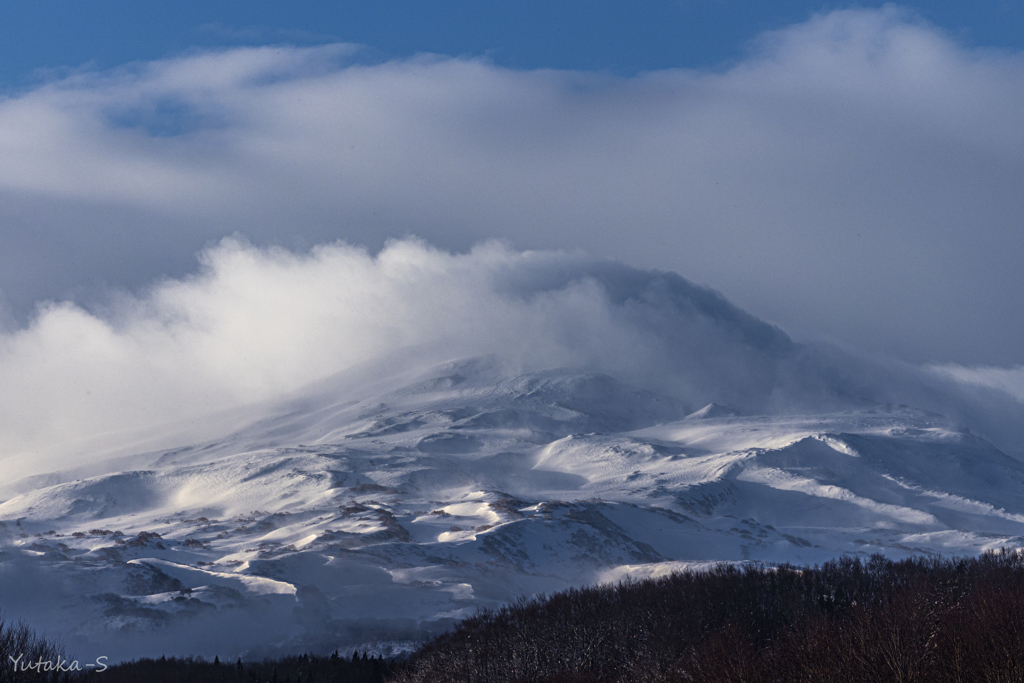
[0,614,76,683]
[393,551,1024,683]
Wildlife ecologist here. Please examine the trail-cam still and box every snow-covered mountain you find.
[2,252,1024,662]
[2,355,1024,661]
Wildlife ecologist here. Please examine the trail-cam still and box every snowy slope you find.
[2,355,1024,662]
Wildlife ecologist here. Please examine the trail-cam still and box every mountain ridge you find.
[2,356,1024,661]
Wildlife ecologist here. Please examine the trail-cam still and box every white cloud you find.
[0,8,1022,365]
[2,236,1024,482]
[0,238,791,472]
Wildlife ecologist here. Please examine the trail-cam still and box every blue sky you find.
[1,1,1022,86]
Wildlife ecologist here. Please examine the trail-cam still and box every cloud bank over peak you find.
[0,239,786,469]
[0,7,1022,367]
[1,237,1022,481]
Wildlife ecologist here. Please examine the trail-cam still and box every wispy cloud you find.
[0,8,1021,365]
[1,237,1023,482]
[0,238,793,473]
[930,364,1024,403]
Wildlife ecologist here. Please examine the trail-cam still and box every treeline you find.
[0,621,397,683]
[82,651,396,683]
[394,551,1024,682]
[0,615,75,683]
